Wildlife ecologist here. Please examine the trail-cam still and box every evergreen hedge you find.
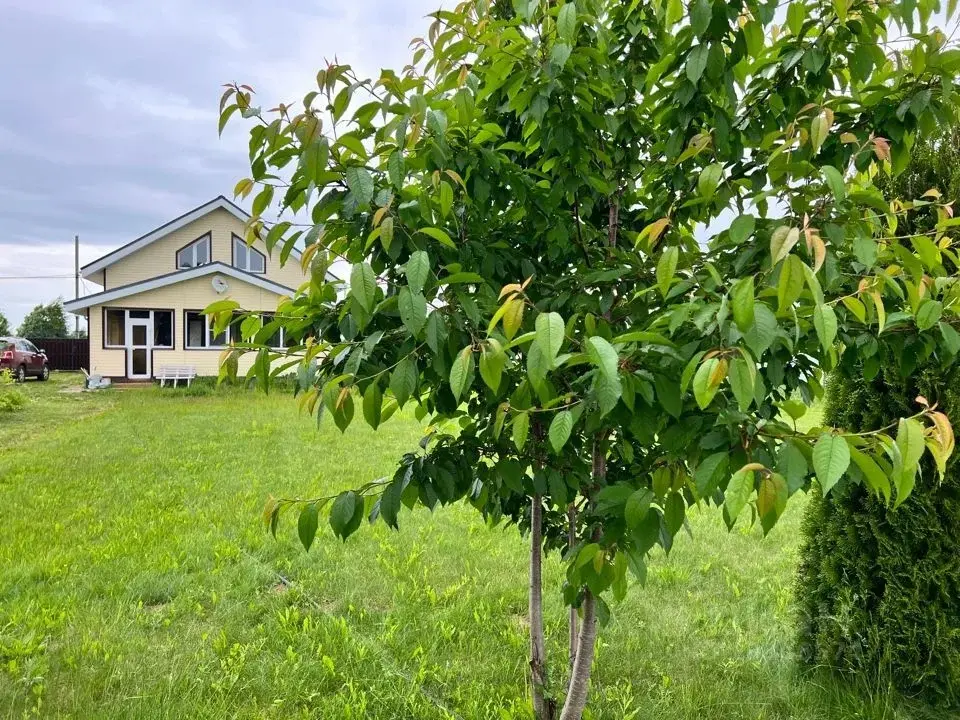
[795,361,960,707]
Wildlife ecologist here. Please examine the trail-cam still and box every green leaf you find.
[727,357,754,411]
[693,357,725,410]
[729,215,755,245]
[390,356,417,407]
[664,492,685,537]
[666,0,683,24]
[940,322,960,354]
[438,181,453,218]
[777,255,805,312]
[697,162,723,198]
[426,312,448,354]
[548,410,574,453]
[911,235,941,270]
[418,227,456,249]
[398,287,427,336]
[896,418,925,470]
[625,488,654,530]
[526,339,549,396]
[842,296,867,323]
[362,382,382,429]
[380,216,395,252]
[694,452,729,498]
[656,247,679,298]
[848,442,891,503]
[593,373,622,416]
[915,299,943,331]
[535,312,565,362]
[690,0,711,35]
[556,2,577,42]
[350,262,377,313]
[612,330,676,347]
[770,225,799,265]
[731,276,755,332]
[724,468,754,526]
[821,166,846,202]
[742,21,763,58]
[786,1,806,34]
[479,338,506,392]
[813,303,838,350]
[686,44,709,84]
[776,440,809,494]
[813,433,850,495]
[329,491,359,540]
[387,151,404,188]
[550,42,572,69]
[513,411,530,451]
[298,503,319,551]
[405,251,430,293]
[332,390,354,434]
[585,336,619,379]
[449,346,475,402]
[344,166,374,206]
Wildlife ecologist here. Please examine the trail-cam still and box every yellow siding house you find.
[65,196,308,380]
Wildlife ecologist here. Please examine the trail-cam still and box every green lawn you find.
[0,374,920,719]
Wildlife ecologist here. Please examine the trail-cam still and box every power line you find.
[0,274,76,280]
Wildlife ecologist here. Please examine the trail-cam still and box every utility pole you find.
[74,234,80,337]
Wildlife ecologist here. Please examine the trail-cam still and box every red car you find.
[0,337,50,382]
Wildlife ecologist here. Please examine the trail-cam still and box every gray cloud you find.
[0,0,439,328]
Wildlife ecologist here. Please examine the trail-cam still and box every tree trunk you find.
[530,495,552,720]
[567,503,578,672]
[558,590,598,720]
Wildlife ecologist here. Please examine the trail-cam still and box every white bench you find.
[156,365,197,387]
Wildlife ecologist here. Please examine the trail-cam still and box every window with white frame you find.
[232,235,266,273]
[184,311,285,349]
[176,234,211,269]
[103,309,173,348]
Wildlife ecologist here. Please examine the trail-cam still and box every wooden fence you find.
[27,338,89,372]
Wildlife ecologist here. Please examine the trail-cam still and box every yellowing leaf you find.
[770,225,799,265]
[502,298,525,340]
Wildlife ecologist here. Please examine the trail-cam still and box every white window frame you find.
[185,311,227,349]
[176,234,212,270]
[184,311,284,349]
[232,234,266,274]
[104,309,173,348]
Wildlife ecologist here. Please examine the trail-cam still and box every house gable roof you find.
[64,262,296,313]
[80,195,301,278]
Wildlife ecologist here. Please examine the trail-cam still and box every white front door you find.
[125,315,153,379]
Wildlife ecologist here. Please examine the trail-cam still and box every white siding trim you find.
[64,263,294,313]
[80,195,302,278]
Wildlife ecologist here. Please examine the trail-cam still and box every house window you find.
[184,311,284,348]
[153,311,173,348]
[103,309,173,348]
[105,309,125,346]
[185,311,229,348]
[233,235,265,273]
[176,234,211,269]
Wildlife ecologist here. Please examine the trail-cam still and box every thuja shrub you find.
[796,361,960,707]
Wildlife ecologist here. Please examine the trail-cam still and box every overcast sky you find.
[0,0,440,329]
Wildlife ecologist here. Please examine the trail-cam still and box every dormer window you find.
[176,234,211,269]
[233,234,266,273]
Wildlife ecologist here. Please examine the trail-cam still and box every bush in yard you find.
[217,1,960,717]
[0,369,26,413]
[797,362,960,708]
[796,130,960,709]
